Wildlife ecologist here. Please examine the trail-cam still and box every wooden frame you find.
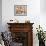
[14,5,27,16]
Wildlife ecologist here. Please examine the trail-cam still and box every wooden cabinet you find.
[7,23,34,46]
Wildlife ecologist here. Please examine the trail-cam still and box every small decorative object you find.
[25,20,30,23]
[14,19,19,23]
[14,5,27,16]
[9,19,14,23]
[10,20,13,21]
[9,19,19,23]
[36,25,45,46]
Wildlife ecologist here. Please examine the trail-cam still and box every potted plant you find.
[36,25,45,46]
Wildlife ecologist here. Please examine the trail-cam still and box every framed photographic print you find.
[14,5,27,16]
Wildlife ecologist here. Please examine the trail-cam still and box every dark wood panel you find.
[7,23,34,46]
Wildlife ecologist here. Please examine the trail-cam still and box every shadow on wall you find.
[40,0,46,14]
[0,0,2,32]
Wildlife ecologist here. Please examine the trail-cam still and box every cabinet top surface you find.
[7,23,34,25]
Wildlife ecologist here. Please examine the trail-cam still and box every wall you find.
[40,0,46,13]
[3,0,46,46]
[0,0,2,32]
[2,0,40,30]
[2,0,40,46]
[40,0,46,32]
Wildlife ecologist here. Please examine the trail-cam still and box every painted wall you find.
[2,0,46,46]
[2,0,40,30]
[2,0,40,46]
[0,0,2,32]
[40,0,46,32]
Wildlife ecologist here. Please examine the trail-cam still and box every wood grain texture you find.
[7,23,34,46]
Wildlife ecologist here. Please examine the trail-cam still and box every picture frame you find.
[14,5,27,16]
